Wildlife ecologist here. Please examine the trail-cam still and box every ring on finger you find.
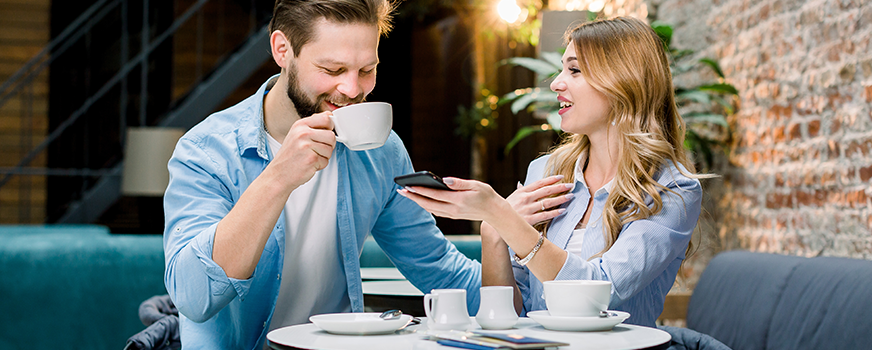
[541,201,546,211]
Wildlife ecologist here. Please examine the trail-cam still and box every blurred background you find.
[1,0,871,289]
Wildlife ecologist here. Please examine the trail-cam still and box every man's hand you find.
[271,111,337,190]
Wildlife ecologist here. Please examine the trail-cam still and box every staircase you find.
[0,0,274,225]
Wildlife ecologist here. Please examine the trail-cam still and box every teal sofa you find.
[0,225,481,350]
[0,225,166,350]
[359,235,481,267]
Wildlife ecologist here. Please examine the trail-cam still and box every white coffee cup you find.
[475,286,518,329]
[423,289,471,330]
[328,102,392,151]
[543,280,611,317]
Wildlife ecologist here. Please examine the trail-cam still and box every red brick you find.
[828,140,841,158]
[808,120,821,137]
[831,118,841,134]
[865,85,872,103]
[766,192,793,209]
[846,140,868,158]
[773,126,786,143]
[860,165,872,182]
[788,123,802,140]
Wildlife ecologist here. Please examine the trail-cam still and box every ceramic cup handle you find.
[423,293,435,320]
[327,115,347,144]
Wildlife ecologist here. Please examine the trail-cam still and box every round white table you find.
[360,267,406,280]
[267,317,671,350]
[361,280,423,296]
[361,280,425,316]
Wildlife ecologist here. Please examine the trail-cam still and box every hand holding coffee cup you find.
[329,102,392,151]
[543,280,612,317]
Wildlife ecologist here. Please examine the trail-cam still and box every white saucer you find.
[527,310,630,331]
[308,312,414,335]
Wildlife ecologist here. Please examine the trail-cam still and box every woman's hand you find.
[506,175,574,225]
[396,177,507,222]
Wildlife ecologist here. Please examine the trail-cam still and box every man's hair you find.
[269,0,396,56]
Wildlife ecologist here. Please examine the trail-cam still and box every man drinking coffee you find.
[162,1,481,348]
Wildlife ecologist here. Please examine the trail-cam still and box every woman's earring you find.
[611,120,616,126]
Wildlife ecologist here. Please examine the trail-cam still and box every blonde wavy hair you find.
[539,17,708,260]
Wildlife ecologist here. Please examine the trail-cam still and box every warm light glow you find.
[564,0,583,11]
[588,0,605,12]
[498,0,522,23]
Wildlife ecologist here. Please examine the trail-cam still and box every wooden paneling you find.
[0,0,49,224]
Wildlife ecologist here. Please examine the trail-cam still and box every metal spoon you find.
[379,309,403,320]
[599,311,618,318]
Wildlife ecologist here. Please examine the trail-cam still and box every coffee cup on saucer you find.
[543,280,611,317]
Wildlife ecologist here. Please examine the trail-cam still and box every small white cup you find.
[423,289,471,330]
[543,280,611,317]
[329,102,392,151]
[475,286,518,329]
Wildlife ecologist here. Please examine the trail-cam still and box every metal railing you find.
[0,0,272,223]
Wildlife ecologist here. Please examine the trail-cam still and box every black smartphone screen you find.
[394,171,452,191]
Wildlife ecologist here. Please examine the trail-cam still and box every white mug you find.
[423,289,471,330]
[328,102,392,151]
[543,280,611,317]
[475,286,518,329]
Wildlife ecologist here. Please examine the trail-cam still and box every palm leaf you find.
[501,57,561,76]
[698,58,725,79]
[676,90,711,105]
[698,83,738,95]
[683,112,728,127]
[505,125,550,154]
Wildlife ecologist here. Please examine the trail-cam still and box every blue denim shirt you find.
[512,155,701,327]
[163,76,481,349]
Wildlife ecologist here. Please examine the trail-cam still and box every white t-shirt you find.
[566,228,586,257]
[265,131,349,334]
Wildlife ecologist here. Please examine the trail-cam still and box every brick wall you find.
[650,0,872,285]
[546,0,872,288]
[0,0,49,223]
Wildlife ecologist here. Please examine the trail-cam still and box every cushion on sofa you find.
[0,225,165,350]
[686,251,804,350]
[766,256,872,350]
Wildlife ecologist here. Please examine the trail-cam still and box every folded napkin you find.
[124,295,181,350]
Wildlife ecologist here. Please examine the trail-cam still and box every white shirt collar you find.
[571,150,615,195]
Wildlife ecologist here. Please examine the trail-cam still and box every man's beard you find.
[286,63,323,118]
[286,62,366,118]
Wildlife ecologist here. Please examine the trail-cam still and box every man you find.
[162,0,481,348]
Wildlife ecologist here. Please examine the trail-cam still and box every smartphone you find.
[394,171,452,191]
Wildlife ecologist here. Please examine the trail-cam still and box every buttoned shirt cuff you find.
[192,222,253,300]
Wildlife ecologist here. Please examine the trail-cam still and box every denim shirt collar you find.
[237,74,279,160]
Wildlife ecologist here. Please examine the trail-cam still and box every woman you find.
[398,16,708,327]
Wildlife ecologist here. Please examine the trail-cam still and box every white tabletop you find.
[360,267,406,280]
[361,280,424,296]
[268,317,670,350]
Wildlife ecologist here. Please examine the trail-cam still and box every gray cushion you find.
[766,256,872,350]
[686,251,804,350]
[658,326,732,350]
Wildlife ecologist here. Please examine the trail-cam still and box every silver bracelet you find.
[513,233,545,266]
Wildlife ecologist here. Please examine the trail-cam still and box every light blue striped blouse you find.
[512,154,702,327]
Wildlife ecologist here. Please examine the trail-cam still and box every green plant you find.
[500,21,738,170]
[454,88,501,138]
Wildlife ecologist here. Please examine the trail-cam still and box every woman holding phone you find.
[398,16,708,327]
